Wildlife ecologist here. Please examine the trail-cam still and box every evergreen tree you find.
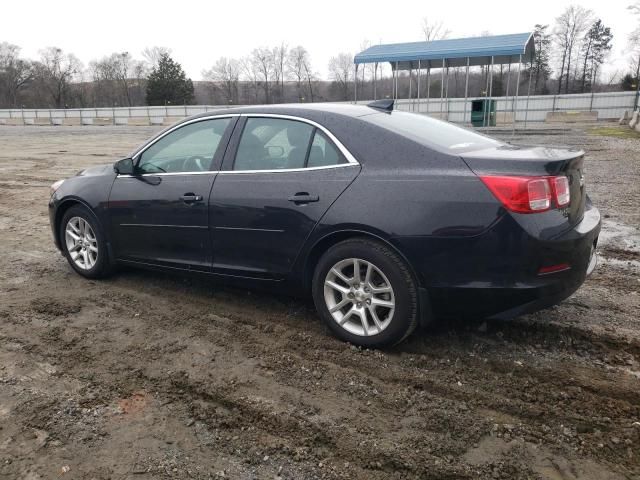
[145,53,194,106]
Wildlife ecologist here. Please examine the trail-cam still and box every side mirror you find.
[114,158,134,175]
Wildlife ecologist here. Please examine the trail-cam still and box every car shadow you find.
[106,267,602,357]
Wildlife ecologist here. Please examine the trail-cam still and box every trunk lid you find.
[461,145,586,225]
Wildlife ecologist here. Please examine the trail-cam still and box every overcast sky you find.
[3,0,637,81]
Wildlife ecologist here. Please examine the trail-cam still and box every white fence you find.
[0,91,635,125]
[0,105,231,124]
[390,91,634,123]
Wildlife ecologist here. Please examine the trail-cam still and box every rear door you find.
[109,116,236,270]
[209,115,360,279]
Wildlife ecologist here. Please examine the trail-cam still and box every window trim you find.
[303,127,317,168]
[117,113,360,177]
[223,113,358,174]
[306,128,345,169]
[120,114,237,177]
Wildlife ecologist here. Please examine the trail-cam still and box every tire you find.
[312,238,418,348]
[59,205,112,279]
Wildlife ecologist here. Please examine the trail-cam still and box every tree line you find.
[0,3,639,110]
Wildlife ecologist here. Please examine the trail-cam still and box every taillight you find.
[527,179,551,211]
[479,175,570,214]
[551,176,570,207]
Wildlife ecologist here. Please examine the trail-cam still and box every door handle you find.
[288,192,319,204]
[180,193,203,203]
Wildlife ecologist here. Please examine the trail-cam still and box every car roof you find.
[186,103,379,121]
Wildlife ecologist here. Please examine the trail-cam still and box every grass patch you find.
[589,125,640,139]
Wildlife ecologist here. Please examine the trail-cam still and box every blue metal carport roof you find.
[354,32,534,69]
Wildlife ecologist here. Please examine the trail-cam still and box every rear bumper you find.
[400,204,601,320]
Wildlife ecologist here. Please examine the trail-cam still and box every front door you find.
[109,116,235,270]
[209,116,360,279]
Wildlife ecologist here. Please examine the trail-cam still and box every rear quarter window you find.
[362,111,503,154]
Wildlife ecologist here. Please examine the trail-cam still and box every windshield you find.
[363,111,503,153]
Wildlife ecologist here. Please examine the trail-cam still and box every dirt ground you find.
[0,123,638,480]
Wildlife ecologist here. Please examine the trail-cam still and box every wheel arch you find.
[302,229,423,294]
[302,228,433,328]
[54,198,96,242]
[54,198,114,267]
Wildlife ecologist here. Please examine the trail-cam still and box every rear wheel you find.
[60,206,112,279]
[312,238,418,347]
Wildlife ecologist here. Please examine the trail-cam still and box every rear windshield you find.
[363,111,503,153]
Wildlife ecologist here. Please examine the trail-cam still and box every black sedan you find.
[48,102,600,347]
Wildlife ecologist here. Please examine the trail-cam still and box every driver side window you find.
[138,118,231,174]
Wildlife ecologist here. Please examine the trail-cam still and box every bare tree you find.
[36,47,82,108]
[249,47,274,103]
[142,46,171,68]
[328,53,353,100]
[240,56,261,103]
[302,60,316,102]
[287,46,315,101]
[89,56,118,106]
[113,52,143,106]
[0,42,33,108]
[358,39,378,99]
[202,57,241,104]
[553,5,593,94]
[422,18,451,42]
[89,52,147,107]
[272,43,287,102]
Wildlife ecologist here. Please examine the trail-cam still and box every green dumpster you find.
[470,99,496,127]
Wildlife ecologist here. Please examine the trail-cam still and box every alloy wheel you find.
[323,258,395,336]
[64,216,98,270]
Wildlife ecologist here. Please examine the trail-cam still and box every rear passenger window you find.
[307,131,345,168]
[233,117,348,171]
[234,118,313,171]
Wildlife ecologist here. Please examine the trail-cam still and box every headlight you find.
[50,179,65,196]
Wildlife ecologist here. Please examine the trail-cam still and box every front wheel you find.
[60,205,112,279]
[312,238,418,348]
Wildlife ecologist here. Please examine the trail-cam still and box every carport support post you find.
[391,65,395,101]
[524,55,534,128]
[463,57,470,124]
[417,60,421,113]
[373,62,378,100]
[445,66,450,121]
[440,58,445,117]
[483,64,490,127]
[634,59,640,111]
[354,64,358,104]
[512,54,522,136]
[487,56,494,127]
[409,67,413,111]
[395,62,399,104]
[426,67,431,113]
[505,62,512,122]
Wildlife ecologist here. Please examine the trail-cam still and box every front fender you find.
[48,172,116,252]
